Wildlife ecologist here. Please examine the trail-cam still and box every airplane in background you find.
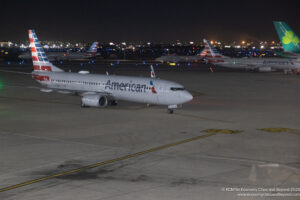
[273,21,300,58]
[155,49,207,64]
[27,30,192,113]
[203,39,300,73]
[19,42,99,61]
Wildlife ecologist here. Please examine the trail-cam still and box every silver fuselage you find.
[33,71,193,105]
[19,51,96,61]
[211,57,300,70]
[155,55,203,63]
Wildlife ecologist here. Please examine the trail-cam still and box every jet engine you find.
[81,94,108,107]
[258,67,272,72]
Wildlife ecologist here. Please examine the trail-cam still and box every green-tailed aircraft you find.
[273,21,300,58]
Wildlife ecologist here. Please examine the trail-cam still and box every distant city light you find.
[121,42,126,46]
[210,41,214,45]
[242,41,245,44]
[189,41,194,45]
[109,42,115,46]
[260,45,265,49]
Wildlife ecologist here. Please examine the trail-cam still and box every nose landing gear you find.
[168,109,174,114]
[167,105,178,114]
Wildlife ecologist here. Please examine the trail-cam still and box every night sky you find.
[0,0,299,43]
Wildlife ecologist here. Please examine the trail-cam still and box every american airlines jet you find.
[203,39,300,73]
[28,30,193,113]
[19,41,99,61]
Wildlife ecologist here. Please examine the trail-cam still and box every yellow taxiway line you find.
[0,132,215,193]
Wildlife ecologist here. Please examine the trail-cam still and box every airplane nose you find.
[182,91,193,103]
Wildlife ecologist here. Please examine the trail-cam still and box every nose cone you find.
[182,91,193,103]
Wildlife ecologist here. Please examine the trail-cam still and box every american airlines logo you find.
[105,80,148,93]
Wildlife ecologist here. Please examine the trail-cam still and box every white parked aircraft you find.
[203,39,300,73]
[155,49,207,63]
[19,42,99,61]
[28,30,193,113]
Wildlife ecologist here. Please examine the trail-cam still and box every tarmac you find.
[0,62,299,200]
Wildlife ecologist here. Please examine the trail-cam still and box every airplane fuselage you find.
[20,51,96,61]
[209,57,300,70]
[156,55,203,63]
[33,72,193,106]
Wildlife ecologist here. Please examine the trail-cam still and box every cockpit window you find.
[170,87,185,91]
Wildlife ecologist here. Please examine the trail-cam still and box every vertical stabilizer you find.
[273,21,300,54]
[203,39,227,63]
[28,30,63,72]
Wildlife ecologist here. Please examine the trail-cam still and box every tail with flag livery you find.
[87,42,99,54]
[28,30,63,72]
[203,39,228,63]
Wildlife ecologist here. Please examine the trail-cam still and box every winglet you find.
[150,65,156,78]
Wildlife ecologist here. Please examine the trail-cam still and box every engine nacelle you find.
[81,94,108,107]
[258,66,272,72]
